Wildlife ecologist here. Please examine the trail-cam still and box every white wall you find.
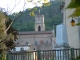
[64,0,80,48]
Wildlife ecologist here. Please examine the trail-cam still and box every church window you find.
[20,48,24,51]
[38,26,41,31]
[40,40,44,43]
[26,41,28,45]
[35,41,38,45]
[46,41,48,44]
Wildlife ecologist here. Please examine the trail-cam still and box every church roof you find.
[18,31,53,35]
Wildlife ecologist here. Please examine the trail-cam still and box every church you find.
[16,14,56,51]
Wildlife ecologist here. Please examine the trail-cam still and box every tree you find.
[27,0,51,16]
[0,0,51,60]
[0,10,18,60]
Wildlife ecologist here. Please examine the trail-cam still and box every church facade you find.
[16,14,56,51]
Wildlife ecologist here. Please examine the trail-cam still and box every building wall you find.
[16,33,55,51]
[64,0,80,48]
[15,13,56,51]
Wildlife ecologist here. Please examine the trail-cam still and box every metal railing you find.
[6,48,80,60]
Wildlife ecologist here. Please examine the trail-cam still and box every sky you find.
[0,0,50,14]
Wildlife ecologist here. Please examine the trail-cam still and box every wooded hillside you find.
[9,1,63,32]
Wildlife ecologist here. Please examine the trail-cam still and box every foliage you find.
[28,2,51,17]
[0,11,18,50]
[67,0,80,25]
[67,0,80,9]
[75,56,80,60]
[0,10,18,60]
[67,0,80,17]
[26,0,51,17]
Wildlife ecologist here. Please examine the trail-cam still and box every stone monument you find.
[55,23,70,60]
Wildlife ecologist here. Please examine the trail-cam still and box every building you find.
[63,0,80,48]
[16,14,56,51]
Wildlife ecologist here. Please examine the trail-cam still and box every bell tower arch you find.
[35,14,45,31]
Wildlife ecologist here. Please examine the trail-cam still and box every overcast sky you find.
[0,0,50,14]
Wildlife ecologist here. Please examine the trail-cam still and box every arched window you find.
[46,41,48,44]
[20,48,24,51]
[40,40,44,43]
[26,41,28,45]
[38,26,41,31]
[35,41,38,45]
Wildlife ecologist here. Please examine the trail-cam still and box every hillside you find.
[9,1,63,32]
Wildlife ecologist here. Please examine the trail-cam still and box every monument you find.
[55,23,70,60]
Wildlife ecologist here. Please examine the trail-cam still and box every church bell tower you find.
[35,14,45,31]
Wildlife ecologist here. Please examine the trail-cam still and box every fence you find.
[6,48,80,60]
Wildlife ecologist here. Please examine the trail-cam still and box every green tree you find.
[0,10,17,60]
